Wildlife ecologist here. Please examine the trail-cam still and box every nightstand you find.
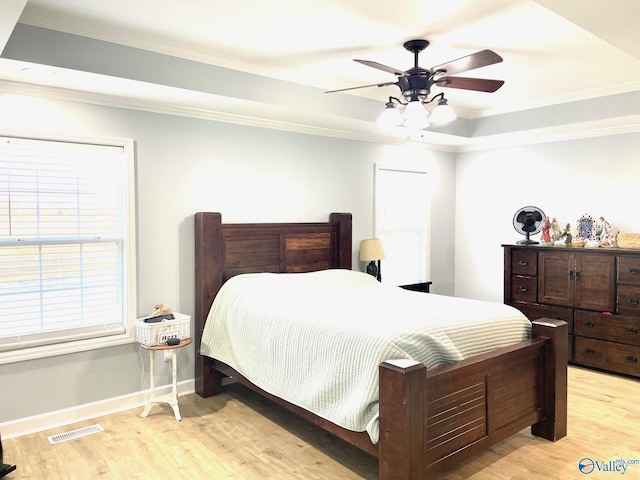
[399,281,432,293]
[0,432,16,478]
[140,337,192,421]
[0,464,16,479]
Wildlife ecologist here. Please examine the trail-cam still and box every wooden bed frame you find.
[194,212,568,479]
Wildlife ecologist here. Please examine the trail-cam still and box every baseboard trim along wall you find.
[0,379,195,439]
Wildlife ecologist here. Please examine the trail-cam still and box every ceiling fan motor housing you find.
[398,68,434,101]
[401,40,433,101]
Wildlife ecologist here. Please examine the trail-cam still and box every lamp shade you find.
[359,238,386,261]
[429,100,457,125]
[377,104,403,126]
[401,100,429,129]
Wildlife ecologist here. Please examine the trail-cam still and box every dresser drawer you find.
[514,303,573,325]
[510,302,573,358]
[574,310,640,345]
[574,337,640,377]
[618,256,640,286]
[617,285,640,316]
[511,275,537,302]
[511,250,537,276]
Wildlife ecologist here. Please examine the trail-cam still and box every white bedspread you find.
[200,269,531,443]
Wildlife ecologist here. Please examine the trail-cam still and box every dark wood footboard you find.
[378,318,567,479]
[196,318,566,480]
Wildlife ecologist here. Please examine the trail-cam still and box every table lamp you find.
[359,238,385,282]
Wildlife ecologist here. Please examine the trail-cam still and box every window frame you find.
[0,131,137,365]
[373,163,431,286]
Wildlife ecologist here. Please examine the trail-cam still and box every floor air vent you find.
[47,424,104,445]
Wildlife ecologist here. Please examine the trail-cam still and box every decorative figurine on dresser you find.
[562,223,572,245]
[551,217,562,242]
[540,216,551,244]
[503,240,640,378]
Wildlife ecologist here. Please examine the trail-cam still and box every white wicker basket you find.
[135,312,191,346]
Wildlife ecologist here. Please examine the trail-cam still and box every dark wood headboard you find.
[194,212,352,395]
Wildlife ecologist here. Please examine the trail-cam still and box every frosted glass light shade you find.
[377,104,403,126]
[401,100,429,129]
[429,102,457,125]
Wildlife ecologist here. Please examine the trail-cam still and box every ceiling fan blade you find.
[430,50,503,76]
[435,76,504,93]
[325,81,398,94]
[354,59,407,77]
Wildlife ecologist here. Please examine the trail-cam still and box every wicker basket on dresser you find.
[503,244,640,377]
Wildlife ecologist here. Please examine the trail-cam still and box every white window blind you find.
[0,135,135,358]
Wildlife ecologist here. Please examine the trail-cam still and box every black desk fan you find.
[513,206,545,245]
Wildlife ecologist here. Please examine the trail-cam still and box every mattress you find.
[200,269,531,443]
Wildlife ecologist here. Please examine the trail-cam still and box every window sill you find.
[0,329,136,365]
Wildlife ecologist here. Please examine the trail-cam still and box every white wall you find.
[0,93,456,428]
[455,133,640,301]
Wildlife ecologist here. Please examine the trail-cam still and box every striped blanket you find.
[200,269,531,443]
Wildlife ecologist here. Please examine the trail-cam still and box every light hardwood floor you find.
[4,366,640,479]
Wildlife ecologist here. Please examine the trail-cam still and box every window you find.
[374,164,430,285]
[0,134,136,364]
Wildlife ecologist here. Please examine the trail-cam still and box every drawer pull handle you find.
[518,260,528,266]
[584,322,595,328]
[584,348,596,355]
[629,268,640,275]
[626,356,638,364]
[554,316,565,320]
[627,298,640,305]
[626,328,638,335]
[518,286,529,292]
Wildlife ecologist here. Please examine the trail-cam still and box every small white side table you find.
[140,337,192,421]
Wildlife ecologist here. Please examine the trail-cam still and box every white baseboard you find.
[0,379,195,440]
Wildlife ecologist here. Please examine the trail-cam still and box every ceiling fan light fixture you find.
[401,100,430,129]
[377,98,403,126]
[428,96,457,125]
[326,39,504,132]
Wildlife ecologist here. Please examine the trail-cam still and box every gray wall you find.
[0,93,456,424]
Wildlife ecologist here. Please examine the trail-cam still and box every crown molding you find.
[0,79,460,152]
[473,80,640,119]
[458,114,640,152]
[2,79,636,155]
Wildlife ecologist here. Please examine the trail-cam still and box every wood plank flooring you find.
[4,366,639,479]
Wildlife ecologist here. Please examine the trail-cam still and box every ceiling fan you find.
[326,39,505,101]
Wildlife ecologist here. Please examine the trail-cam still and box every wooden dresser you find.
[503,244,640,377]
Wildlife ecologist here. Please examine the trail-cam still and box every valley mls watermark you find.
[578,458,640,475]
